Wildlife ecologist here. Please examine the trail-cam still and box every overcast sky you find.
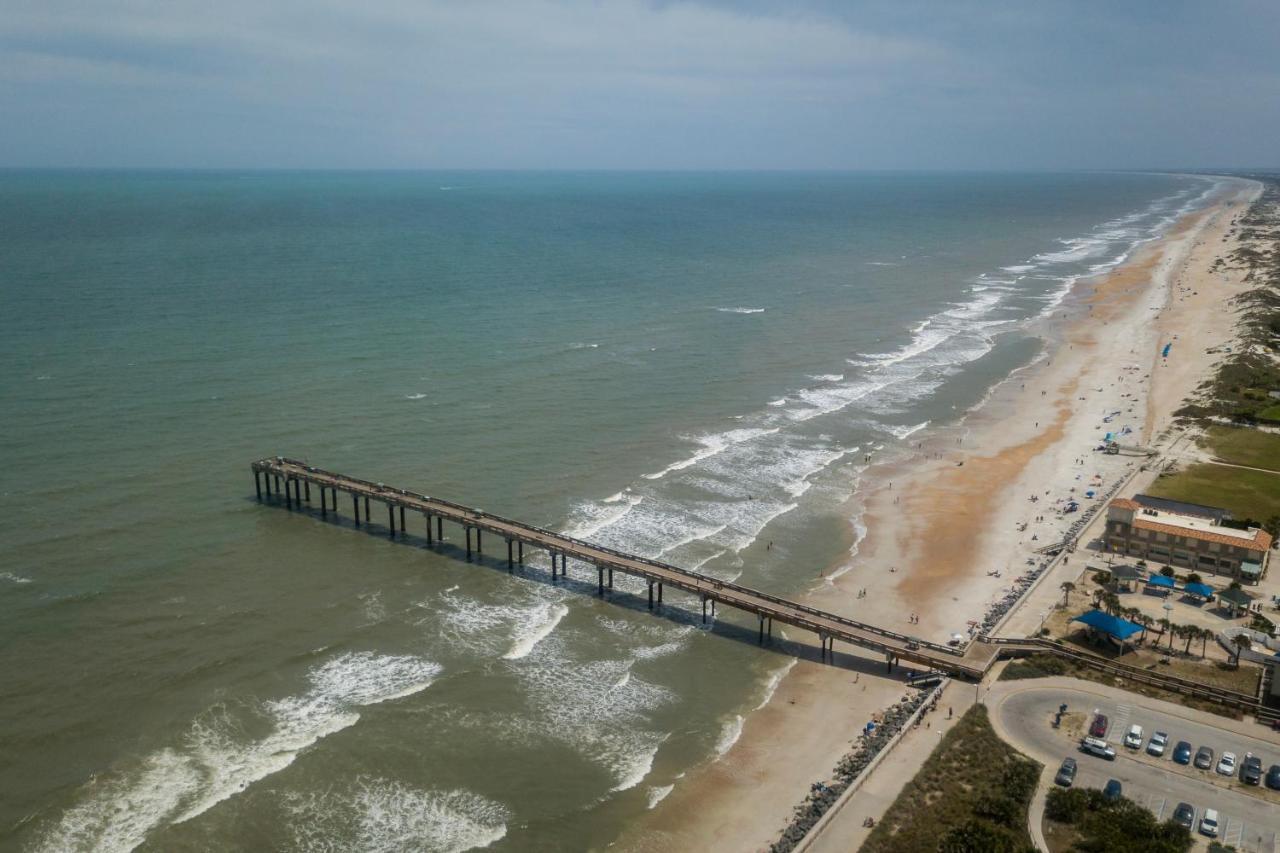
[1,0,1277,170]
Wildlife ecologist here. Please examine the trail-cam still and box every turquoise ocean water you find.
[0,171,1216,851]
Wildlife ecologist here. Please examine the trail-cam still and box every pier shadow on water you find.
[246,492,937,684]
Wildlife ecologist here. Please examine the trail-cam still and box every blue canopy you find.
[1184,582,1214,599]
[1074,609,1143,640]
[1146,574,1176,588]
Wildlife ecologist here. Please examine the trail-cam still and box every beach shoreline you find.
[616,174,1262,852]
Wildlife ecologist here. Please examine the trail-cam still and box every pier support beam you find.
[399,505,405,533]
[608,567,613,588]
[364,496,370,520]
[436,516,443,540]
[476,529,482,553]
[426,514,433,544]
[465,527,472,560]
[759,614,765,644]
[353,493,360,526]
[701,596,707,623]
[518,541,524,564]
[507,539,514,571]
[598,565,604,596]
[254,471,262,501]
[274,475,281,498]
[320,486,327,517]
[647,582,654,610]
[550,552,558,579]
[657,583,663,605]
[304,481,311,503]
[388,503,395,537]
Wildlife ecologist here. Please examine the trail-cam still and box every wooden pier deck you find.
[252,456,995,679]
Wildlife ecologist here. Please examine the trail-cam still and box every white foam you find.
[640,428,779,481]
[808,373,844,382]
[502,603,569,660]
[283,779,509,853]
[887,421,929,441]
[646,784,675,809]
[35,653,443,851]
[1,571,32,584]
[713,714,744,758]
[403,393,428,400]
[755,658,798,711]
[714,306,765,314]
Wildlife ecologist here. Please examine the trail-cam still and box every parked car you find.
[1081,737,1116,760]
[1103,779,1122,801]
[1055,757,1078,787]
[1173,741,1193,765]
[1123,724,1143,749]
[1217,751,1237,776]
[1194,746,1215,770]
[1200,808,1220,838]
[1173,802,1196,831]
[1266,764,1280,790]
[1089,714,1109,738]
[1243,754,1263,785]
[1147,731,1168,757]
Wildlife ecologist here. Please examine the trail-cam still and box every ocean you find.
[0,170,1216,851]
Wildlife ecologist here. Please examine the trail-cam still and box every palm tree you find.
[1199,627,1211,658]
[1182,625,1196,655]
[1232,634,1252,666]
[1157,618,1171,647]
[1060,581,1075,607]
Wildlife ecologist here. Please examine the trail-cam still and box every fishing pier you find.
[252,456,994,679]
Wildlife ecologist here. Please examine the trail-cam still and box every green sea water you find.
[0,170,1216,851]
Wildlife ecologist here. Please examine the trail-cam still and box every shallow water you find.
[0,170,1213,851]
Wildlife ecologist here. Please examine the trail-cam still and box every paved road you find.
[987,679,1280,852]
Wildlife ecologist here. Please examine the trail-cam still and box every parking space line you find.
[1224,816,1243,846]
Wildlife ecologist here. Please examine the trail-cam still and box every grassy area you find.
[1147,462,1280,528]
[861,705,1040,853]
[1000,653,1253,719]
[1043,787,1192,852]
[1203,424,1280,470]
[1259,404,1280,424]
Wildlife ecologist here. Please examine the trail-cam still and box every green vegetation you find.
[1044,788,1192,852]
[862,705,1039,853]
[1203,424,1280,470]
[1147,462,1280,535]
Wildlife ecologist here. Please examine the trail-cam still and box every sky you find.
[1,0,1277,170]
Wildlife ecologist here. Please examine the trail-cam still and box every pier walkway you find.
[252,457,994,678]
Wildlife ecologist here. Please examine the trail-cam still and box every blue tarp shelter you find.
[1146,574,1176,589]
[1073,609,1143,640]
[1184,582,1214,600]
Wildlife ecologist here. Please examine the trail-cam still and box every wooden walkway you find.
[252,457,995,679]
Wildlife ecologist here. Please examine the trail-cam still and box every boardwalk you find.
[252,457,996,678]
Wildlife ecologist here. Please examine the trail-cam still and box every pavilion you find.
[1183,581,1215,602]
[1073,609,1143,651]
[1217,586,1254,618]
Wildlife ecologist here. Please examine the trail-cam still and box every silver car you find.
[1147,731,1168,757]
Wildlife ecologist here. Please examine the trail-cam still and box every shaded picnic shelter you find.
[1183,582,1215,602]
[1073,609,1143,651]
[1108,563,1143,592]
[1145,574,1176,593]
[1217,586,1253,618]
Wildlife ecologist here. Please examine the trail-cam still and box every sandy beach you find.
[618,175,1263,852]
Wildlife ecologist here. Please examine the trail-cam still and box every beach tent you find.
[1073,609,1142,645]
[1146,574,1176,589]
[1184,582,1214,600]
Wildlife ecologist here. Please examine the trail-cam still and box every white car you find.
[1200,808,1220,838]
[1147,731,1168,757]
[1217,751,1238,776]
[1123,724,1143,749]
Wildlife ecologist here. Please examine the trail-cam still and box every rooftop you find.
[1112,497,1272,550]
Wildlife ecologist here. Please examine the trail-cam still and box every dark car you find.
[1103,779,1122,801]
[1243,755,1263,785]
[1055,757,1078,787]
[1173,741,1193,765]
[1267,764,1280,790]
[1194,746,1214,770]
[1089,714,1109,738]
[1173,802,1195,830]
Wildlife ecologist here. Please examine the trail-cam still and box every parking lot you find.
[986,679,1280,851]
